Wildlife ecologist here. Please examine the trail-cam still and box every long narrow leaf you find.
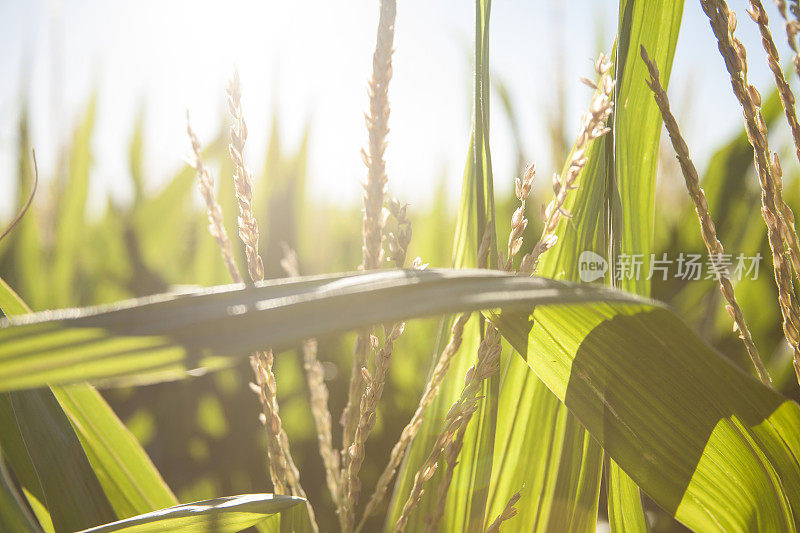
[76,494,304,533]
[51,97,95,308]
[0,278,178,526]
[2,268,800,528]
[52,385,178,517]
[388,1,498,529]
[0,277,116,532]
[9,388,117,532]
[491,304,800,531]
[0,457,38,533]
[0,269,646,392]
[441,2,497,530]
[608,1,684,530]
[485,50,615,533]
[612,0,684,291]
[0,395,53,532]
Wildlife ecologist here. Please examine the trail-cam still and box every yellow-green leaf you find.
[76,494,304,533]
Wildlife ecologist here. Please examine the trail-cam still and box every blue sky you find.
[0,0,785,219]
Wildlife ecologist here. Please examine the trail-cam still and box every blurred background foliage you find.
[1,62,799,530]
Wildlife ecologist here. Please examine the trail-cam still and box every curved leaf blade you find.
[431,2,498,530]
[609,0,684,529]
[0,277,177,526]
[3,268,800,529]
[0,270,647,392]
[9,388,117,532]
[0,278,116,532]
[492,304,800,531]
[76,494,304,533]
[52,384,178,517]
[0,457,38,533]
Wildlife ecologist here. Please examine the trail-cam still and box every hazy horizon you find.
[0,0,785,220]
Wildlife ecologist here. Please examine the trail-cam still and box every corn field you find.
[3,0,800,532]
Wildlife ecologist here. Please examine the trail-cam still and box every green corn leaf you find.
[0,283,47,525]
[2,267,800,528]
[258,499,314,533]
[489,373,602,532]
[0,277,27,316]
[0,298,53,532]
[487,3,684,530]
[52,385,178,517]
[607,1,684,530]
[75,494,304,533]
[0,395,53,532]
[0,269,646,392]
[607,460,648,533]
[451,0,496,273]
[0,277,116,533]
[486,174,606,528]
[0,456,39,533]
[6,388,117,532]
[442,2,496,531]
[611,0,683,294]
[389,1,497,530]
[490,126,609,525]
[435,317,493,533]
[0,277,178,528]
[491,303,800,531]
[51,96,96,308]
[2,269,799,528]
[485,43,613,533]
